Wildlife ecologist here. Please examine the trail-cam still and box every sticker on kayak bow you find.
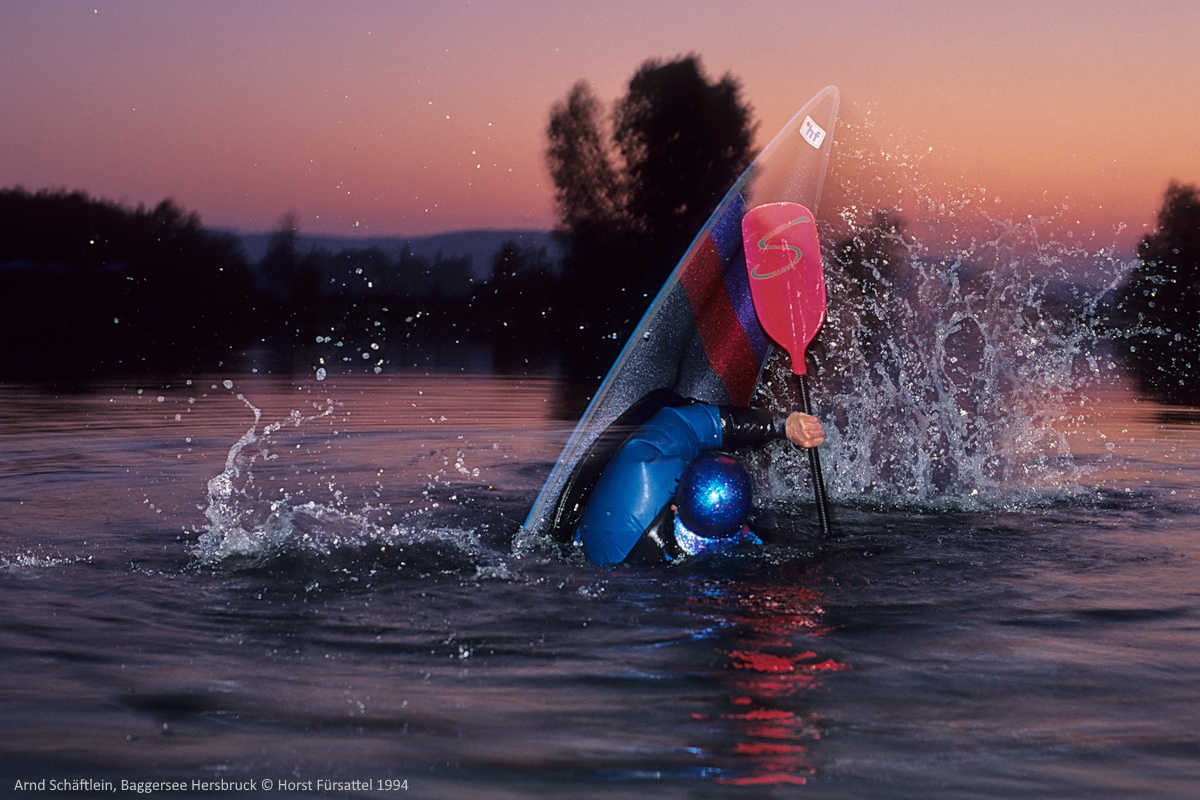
[800,115,826,149]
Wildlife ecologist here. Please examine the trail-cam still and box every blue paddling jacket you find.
[578,402,789,566]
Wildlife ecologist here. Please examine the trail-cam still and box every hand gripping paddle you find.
[742,202,834,536]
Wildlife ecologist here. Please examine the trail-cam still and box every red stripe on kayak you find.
[680,234,761,404]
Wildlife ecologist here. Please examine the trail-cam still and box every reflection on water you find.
[685,578,846,786]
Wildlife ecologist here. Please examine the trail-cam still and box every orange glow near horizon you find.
[3,1,1199,255]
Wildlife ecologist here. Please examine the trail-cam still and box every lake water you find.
[1,365,1198,799]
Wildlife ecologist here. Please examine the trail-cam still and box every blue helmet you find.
[675,452,752,539]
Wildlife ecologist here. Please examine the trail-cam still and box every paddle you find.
[741,202,834,536]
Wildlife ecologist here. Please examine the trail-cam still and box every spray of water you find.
[189,392,346,567]
[188,388,515,579]
[758,113,1132,512]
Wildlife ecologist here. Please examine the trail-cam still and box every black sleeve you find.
[718,406,788,450]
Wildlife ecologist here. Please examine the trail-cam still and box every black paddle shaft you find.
[796,373,834,537]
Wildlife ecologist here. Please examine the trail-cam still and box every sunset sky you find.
[3,0,1198,254]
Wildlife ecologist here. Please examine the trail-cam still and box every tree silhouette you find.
[546,83,622,237]
[259,211,302,299]
[546,55,757,378]
[614,57,756,265]
[1116,181,1200,402]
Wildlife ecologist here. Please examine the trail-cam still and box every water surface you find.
[1,371,1198,799]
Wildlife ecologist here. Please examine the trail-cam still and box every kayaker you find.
[577,401,824,566]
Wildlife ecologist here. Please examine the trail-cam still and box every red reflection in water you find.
[686,580,848,786]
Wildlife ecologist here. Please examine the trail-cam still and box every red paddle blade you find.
[742,202,827,375]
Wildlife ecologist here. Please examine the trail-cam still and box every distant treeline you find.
[6,168,1196,403]
[0,188,566,383]
[0,188,256,381]
[1111,181,1200,403]
[256,212,564,374]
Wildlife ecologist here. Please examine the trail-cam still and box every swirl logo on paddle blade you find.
[750,216,812,279]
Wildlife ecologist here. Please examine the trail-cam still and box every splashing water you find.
[757,113,1132,512]
[190,392,345,567]
[188,389,520,580]
[1,552,92,571]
